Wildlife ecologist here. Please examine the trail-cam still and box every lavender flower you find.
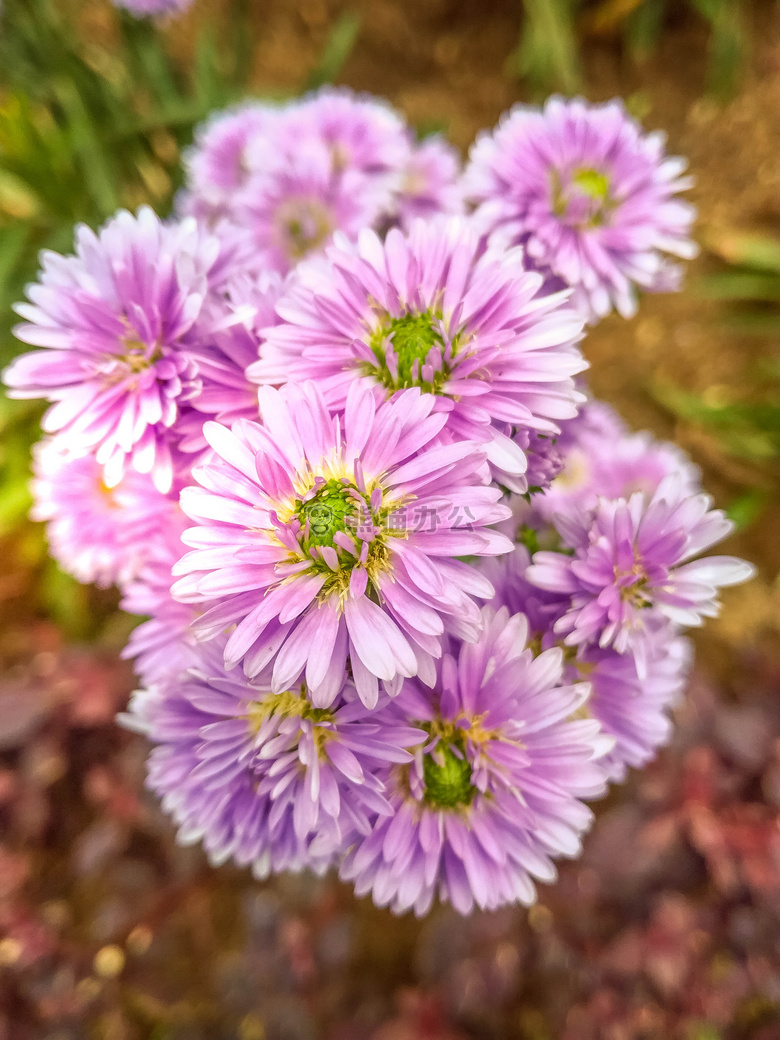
[527,475,755,677]
[113,0,192,15]
[172,380,512,707]
[250,218,587,491]
[340,607,610,915]
[570,623,691,783]
[31,436,177,589]
[121,640,424,876]
[4,208,220,493]
[464,97,698,322]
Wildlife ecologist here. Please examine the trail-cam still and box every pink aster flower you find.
[180,103,279,222]
[4,207,221,493]
[340,607,611,915]
[278,88,411,181]
[121,639,425,876]
[232,140,391,276]
[250,218,587,491]
[464,97,698,322]
[394,136,464,231]
[31,436,178,589]
[527,475,755,677]
[172,380,512,708]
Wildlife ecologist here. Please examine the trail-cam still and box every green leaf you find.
[697,271,780,303]
[305,13,361,91]
[507,0,583,95]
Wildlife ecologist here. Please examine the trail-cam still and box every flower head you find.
[527,475,755,676]
[4,208,221,493]
[340,607,610,915]
[180,103,279,222]
[122,639,424,876]
[251,218,587,490]
[31,436,178,589]
[464,97,697,322]
[172,380,512,707]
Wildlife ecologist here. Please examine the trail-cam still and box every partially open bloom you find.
[251,218,587,490]
[173,381,512,707]
[4,208,220,492]
[527,476,755,676]
[31,436,177,589]
[340,607,610,915]
[464,97,697,322]
[122,640,424,875]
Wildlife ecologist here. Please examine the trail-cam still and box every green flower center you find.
[572,167,610,203]
[248,687,333,730]
[247,688,334,755]
[367,309,452,394]
[422,740,477,810]
[296,478,361,551]
[551,166,613,228]
[277,198,333,261]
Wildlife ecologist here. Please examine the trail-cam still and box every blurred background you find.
[0,1,779,1037]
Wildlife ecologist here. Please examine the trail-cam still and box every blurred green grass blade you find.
[704,228,780,273]
[53,79,119,217]
[119,12,184,108]
[194,28,227,110]
[727,491,769,530]
[698,271,780,302]
[624,0,667,59]
[507,0,582,94]
[690,0,746,98]
[305,12,361,91]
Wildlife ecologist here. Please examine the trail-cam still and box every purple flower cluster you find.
[4,89,753,916]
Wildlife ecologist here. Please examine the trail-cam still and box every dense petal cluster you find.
[251,218,587,491]
[341,608,610,914]
[121,641,425,875]
[172,380,512,706]
[31,435,179,588]
[179,90,463,275]
[6,86,753,916]
[464,97,698,322]
[4,208,220,493]
[527,476,755,676]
